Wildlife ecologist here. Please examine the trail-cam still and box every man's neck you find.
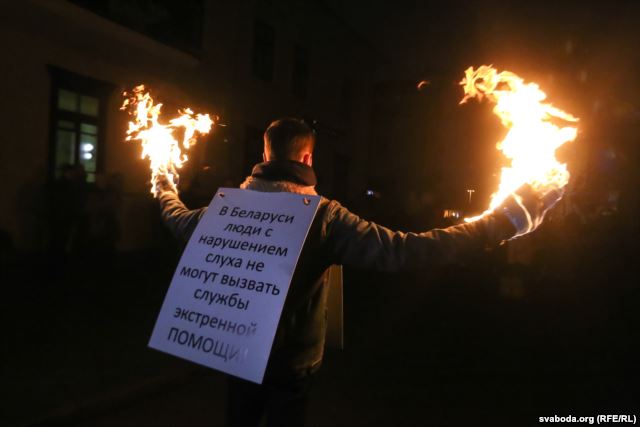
[251,160,317,186]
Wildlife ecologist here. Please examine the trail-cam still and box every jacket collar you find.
[239,176,317,195]
[251,160,317,186]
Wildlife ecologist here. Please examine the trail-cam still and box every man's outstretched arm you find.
[155,175,207,242]
[324,186,561,271]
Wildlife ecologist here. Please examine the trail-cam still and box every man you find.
[155,118,561,426]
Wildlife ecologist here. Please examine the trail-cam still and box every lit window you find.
[49,68,110,183]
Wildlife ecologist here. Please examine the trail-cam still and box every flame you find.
[121,85,214,196]
[460,65,579,221]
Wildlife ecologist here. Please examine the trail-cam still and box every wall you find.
[0,0,377,251]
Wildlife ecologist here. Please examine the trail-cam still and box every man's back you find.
[157,159,517,381]
[154,117,558,426]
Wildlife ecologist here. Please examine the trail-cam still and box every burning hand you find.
[498,184,564,239]
[460,65,578,224]
[152,166,178,196]
[121,85,215,197]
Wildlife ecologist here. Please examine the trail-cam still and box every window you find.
[49,68,111,183]
[244,126,264,175]
[332,153,350,202]
[291,44,309,98]
[252,20,275,82]
[340,78,354,119]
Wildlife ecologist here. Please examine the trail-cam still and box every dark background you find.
[1,1,639,426]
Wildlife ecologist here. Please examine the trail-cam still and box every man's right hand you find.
[152,168,178,197]
[498,184,564,239]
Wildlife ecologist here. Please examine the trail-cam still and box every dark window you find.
[49,68,111,183]
[332,153,350,202]
[340,78,354,119]
[69,0,204,54]
[291,44,309,98]
[244,126,264,175]
[252,20,275,82]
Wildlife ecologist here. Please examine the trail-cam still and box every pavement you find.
[2,245,639,426]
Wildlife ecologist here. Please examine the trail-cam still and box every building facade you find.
[0,0,377,251]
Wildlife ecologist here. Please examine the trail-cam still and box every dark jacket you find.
[158,161,516,381]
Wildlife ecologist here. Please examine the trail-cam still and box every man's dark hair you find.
[264,118,315,160]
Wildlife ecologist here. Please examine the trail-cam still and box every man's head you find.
[263,118,315,165]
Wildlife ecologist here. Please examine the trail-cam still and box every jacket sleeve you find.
[157,189,207,242]
[324,201,516,271]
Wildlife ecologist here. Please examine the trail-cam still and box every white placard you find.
[149,188,321,383]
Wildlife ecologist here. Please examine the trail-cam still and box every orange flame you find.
[121,85,214,196]
[460,65,579,221]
